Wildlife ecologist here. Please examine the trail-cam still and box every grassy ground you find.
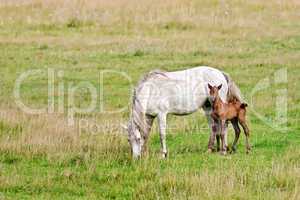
[0,0,300,199]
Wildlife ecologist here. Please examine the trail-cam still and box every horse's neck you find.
[213,96,225,112]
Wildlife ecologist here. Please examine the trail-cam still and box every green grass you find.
[0,1,299,199]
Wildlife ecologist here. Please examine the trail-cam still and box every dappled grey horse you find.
[125,66,243,158]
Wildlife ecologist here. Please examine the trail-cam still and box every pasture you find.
[0,0,299,199]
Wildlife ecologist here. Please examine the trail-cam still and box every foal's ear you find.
[217,84,222,90]
[208,83,213,90]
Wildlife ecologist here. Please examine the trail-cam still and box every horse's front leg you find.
[220,119,227,155]
[141,115,155,155]
[158,113,168,158]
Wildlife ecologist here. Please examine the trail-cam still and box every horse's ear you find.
[208,83,213,90]
[217,84,222,90]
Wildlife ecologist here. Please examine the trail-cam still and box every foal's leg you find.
[216,120,229,151]
[239,119,251,153]
[216,134,220,152]
[220,119,227,155]
[215,120,228,152]
[231,118,241,153]
[224,121,229,151]
[216,121,228,152]
[158,113,168,158]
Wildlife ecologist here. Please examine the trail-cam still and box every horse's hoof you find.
[161,152,168,159]
[207,149,213,154]
[220,151,227,156]
[132,155,141,160]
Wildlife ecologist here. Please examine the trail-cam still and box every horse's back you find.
[164,66,228,100]
[165,66,222,81]
[136,66,229,115]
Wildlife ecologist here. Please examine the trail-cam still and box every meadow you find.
[0,0,299,199]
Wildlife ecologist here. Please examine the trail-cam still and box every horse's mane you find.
[130,70,166,138]
[135,70,166,93]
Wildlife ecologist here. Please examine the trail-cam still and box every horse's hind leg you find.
[216,134,220,152]
[158,113,168,158]
[231,118,241,153]
[239,119,251,153]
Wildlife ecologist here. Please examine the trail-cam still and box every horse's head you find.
[208,83,222,103]
[124,120,143,159]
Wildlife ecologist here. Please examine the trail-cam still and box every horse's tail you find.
[222,72,244,103]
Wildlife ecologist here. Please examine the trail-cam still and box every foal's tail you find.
[222,72,244,103]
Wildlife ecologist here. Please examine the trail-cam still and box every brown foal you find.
[208,83,251,154]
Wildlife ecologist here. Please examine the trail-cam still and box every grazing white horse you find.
[125,66,243,158]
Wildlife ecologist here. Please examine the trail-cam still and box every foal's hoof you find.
[246,146,251,154]
[207,149,213,154]
[220,151,227,156]
[230,147,237,154]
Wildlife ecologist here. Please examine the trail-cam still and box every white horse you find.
[125,66,243,158]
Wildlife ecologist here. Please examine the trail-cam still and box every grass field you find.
[0,0,300,199]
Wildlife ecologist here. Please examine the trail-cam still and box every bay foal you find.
[208,84,251,154]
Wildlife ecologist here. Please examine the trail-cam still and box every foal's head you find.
[208,83,222,103]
